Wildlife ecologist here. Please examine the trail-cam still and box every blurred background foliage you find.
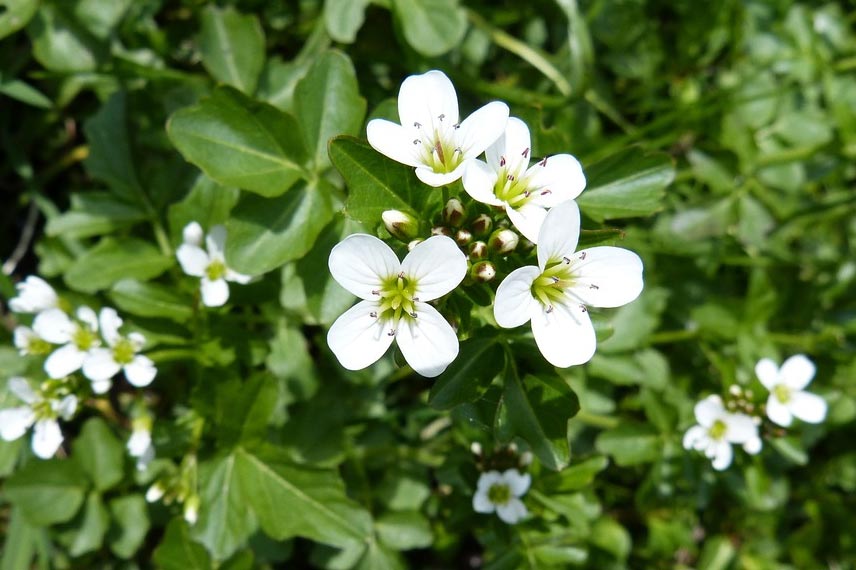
[1,0,855,568]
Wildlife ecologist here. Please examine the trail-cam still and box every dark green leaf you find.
[5,460,88,526]
[110,279,194,322]
[375,511,433,551]
[0,0,38,40]
[64,237,173,293]
[429,337,504,410]
[27,3,103,72]
[46,192,147,239]
[67,492,109,557]
[108,495,150,559]
[595,421,661,466]
[0,508,43,570]
[199,6,265,94]
[153,519,211,570]
[391,0,467,57]
[73,417,125,491]
[324,0,369,43]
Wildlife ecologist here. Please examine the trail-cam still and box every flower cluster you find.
[684,355,827,470]
[327,70,645,376]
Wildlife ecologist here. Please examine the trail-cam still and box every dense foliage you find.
[1,0,855,568]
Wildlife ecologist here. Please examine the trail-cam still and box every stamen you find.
[500,156,506,167]
[438,113,445,121]
[579,305,587,312]
[454,147,462,154]
[410,311,417,318]
[412,139,420,145]
[563,256,571,264]
[453,123,460,130]
[413,122,421,128]
[590,284,599,290]
[522,147,530,158]
[546,305,554,314]
[387,329,396,336]
[540,189,552,196]
[539,156,548,167]
[579,252,587,260]
[370,311,377,318]
[552,276,560,283]
[507,174,514,181]
[523,190,530,197]
[372,290,381,295]
[413,297,420,302]
[435,141,445,165]
[398,271,405,278]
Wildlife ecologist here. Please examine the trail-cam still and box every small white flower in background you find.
[683,395,761,471]
[493,201,643,367]
[462,117,586,243]
[83,308,157,392]
[472,469,531,524]
[366,69,509,187]
[33,306,100,379]
[127,419,155,471]
[13,326,52,357]
[327,234,467,377]
[177,222,251,307]
[8,276,59,314]
[0,377,77,459]
[183,494,200,525]
[755,354,827,427]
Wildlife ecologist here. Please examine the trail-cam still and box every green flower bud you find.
[382,210,419,241]
[489,229,519,254]
[468,240,488,260]
[471,260,496,282]
[470,213,493,237]
[431,226,452,237]
[442,198,466,227]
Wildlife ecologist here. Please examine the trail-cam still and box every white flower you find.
[82,308,157,392]
[177,223,251,307]
[472,469,531,524]
[33,306,100,379]
[493,201,643,367]
[0,377,77,459]
[183,495,200,525]
[366,70,509,187]
[755,355,827,427]
[462,117,586,243]
[683,395,760,470]
[13,326,52,357]
[127,422,155,471]
[8,276,59,314]
[327,234,467,377]
[145,482,166,503]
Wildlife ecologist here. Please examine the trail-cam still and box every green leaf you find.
[590,518,631,561]
[594,421,661,466]
[234,446,373,548]
[207,376,278,447]
[110,279,194,323]
[391,0,467,57]
[71,0,132,39]
[225,179,335,275]
[64,237,173,293]
[0,0,38,40]
[696,535,736,570]
[73,417,125,491]
[199,6,265,94]
[67,493,109,557]
[5,459,88,526]
[153,519,211,570]
[27,3,103,72]
[167,86,308,197]
[329,136,433,224]
[46,192,147,239]
[428,336,504,410]
[83,92,147,205]
[108,495,150,559]
[294,50,366,170]
[167,175,240,245]
[0,508,44,570]
[503,371,579,471]
[324,0,369,43]
[577,148,675,222]
[549,456,609,492]
[375,511,433,551]
[0,76,52,108]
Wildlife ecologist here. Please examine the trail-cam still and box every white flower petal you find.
[754,358,780,390]
[8,376,37,404]
[0,407,35,440]
[724,412,758,444]
[91,379,113,395]
[32,308,74,344]
[506,202,548,244]
[127,428,152,458]
[694,395,724,428]
[766,396,793,427]
[9,276,58,313]
[530,302,596,367]
[176,244,209,277]
[200,278,230,307]
[525,154,586,207]
[328,234,400,300]
[136,445,155,471]
[682,425,707,450]
[476,470,503,492]
[502,469,531,497]
[494,266,540,328]
[691,433,713,452]
[366,120,423,168]
[327,300,395,371]
[462,160,504,206]
[486,117,531,172]
[128,332,147,350]
[44,344,87,379]
[710,441,733,471]
[401,236,467,302]
[82,348,121,382]
[182,221,204,246]
[13,326,34,354]
[398,70,459,132]
[780,354,816,390]
[225,269,252,284]
[32,419,63,459]
[472,489,495,513]
[789,391,827,424]
[455,101,510,159]
[743,437,763,455]
[124,355,157,387]
[98,307,123,346]
[536,201,581,269]
[76,306,99,331]
[206,225,227,257]
[396,302,459,378]
[496,498,527,524]
[56,395,78,420]
[414,164,468,187]
[568,247,644,308]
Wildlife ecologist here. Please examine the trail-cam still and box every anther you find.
[522,147,530,158]
[370,311,377,318]
[590,284,599,290]
[413,297,420,302]
[454,147,462,154]
[539,156,548,166]
[372,290,381,296]
[523,190,530,197]
[552,276,560,283]
[412,139,420,145]
[579,252,587,260]
[499,156,506,167]
[453,123,460,130]
[546,305,554,314]
[398,271,405,278]
[438,113,445,121]
[387,329,396,336]
[507,174,514,181]
[410,312,418,318]
[413,121,421,128]
[540,189,552,196]
[563,256,571,264]
[579,305,587,312]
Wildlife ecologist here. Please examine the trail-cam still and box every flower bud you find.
[431,226,452,237]
[471,261,496,282]
[470,213,493,237]
[442,198,466,227]
[470,442,483,456]
[455,229,472,246]
[183,494,200,525]
[146,482,166,503]
[468,241,488,260]
[489,229,519,254]
[382,210,419,242]
[407,239,423,251]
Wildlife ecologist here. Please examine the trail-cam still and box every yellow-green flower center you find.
[26,336,52,356]
[487,483,511,505]
[709,419,728,440]
[206,259,226,281]
[531,260,575,311]
[72,326,98,351]
[374,273,419,326]
[112,337,136,365]
[413,118,464,174]
[774,384,791,404]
